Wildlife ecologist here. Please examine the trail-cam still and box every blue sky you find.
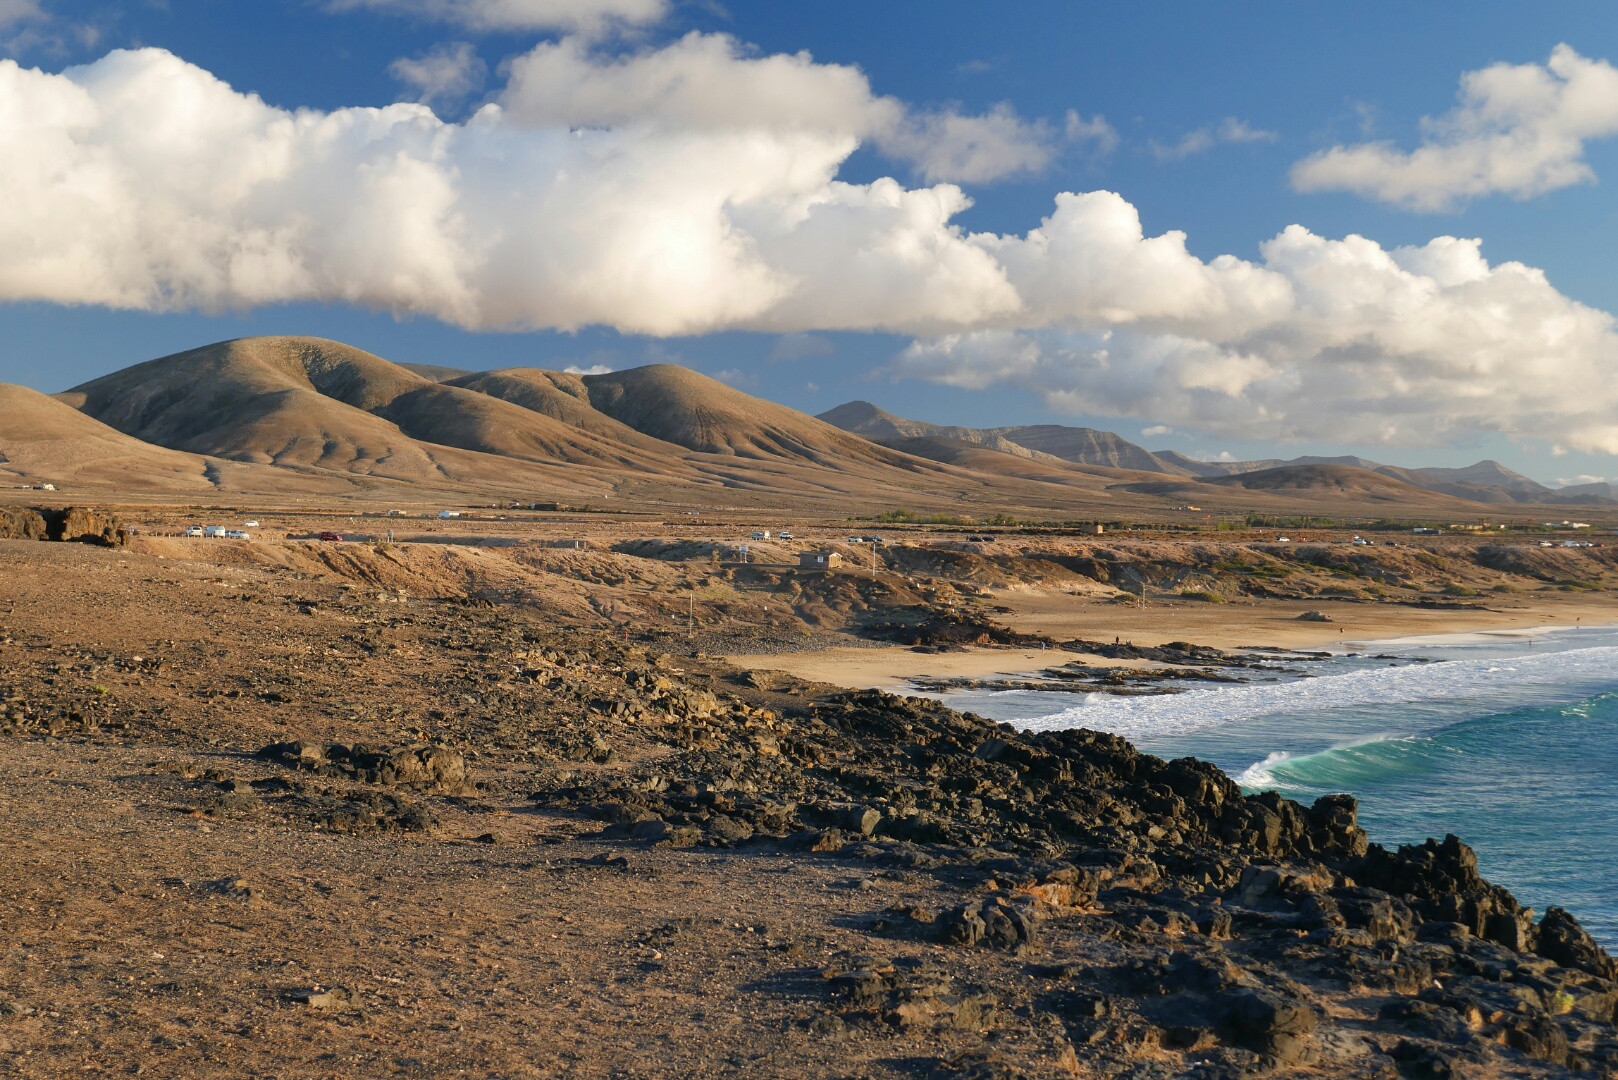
[4,1,1618,483]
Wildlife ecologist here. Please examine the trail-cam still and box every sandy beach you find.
[727,588,1618,693]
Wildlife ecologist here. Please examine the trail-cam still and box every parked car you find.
[847,536,864,543]
[184,526,204,538]
[203,526,228,538]
[778,531,794,540]
[243,520,260,527]
[225,530,250,540]
[318,532,342,542]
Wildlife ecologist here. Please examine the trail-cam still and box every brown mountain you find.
[42,339,1039,508]
[988,424,1174,472]
[0,383,223,491]
[585,368,927,469]
[32,336,1577,518]
[1207,464,1440,500]
[0,383,367,495]
[58,337,682,488]
[59,337,449,480]
[869,435,1132,495]
[816,401,1063,462]
[1376,461,1552,504]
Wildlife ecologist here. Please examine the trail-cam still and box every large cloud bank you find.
[1292,44,1618,211]
[2,41,1618,451]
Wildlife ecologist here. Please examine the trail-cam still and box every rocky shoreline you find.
[2,539,1616,1077]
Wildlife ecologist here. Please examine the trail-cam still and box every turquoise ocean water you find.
[937,625,1618,948]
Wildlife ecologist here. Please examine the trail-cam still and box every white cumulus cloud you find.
[4,45,1618,453]
[499,32,1056,183]
[1291,44,1618,211]
[894,217,1618,453]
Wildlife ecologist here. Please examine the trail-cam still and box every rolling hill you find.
[1115,463,1510,514]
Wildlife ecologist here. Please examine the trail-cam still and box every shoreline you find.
[726,591,1618,695]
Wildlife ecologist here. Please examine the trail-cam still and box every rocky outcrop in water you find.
[513,665,1618,1075]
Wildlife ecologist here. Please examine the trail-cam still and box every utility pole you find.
[688,589,694,634]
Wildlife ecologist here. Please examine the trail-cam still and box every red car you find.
[317,532,343,542]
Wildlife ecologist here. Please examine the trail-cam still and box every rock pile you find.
[0,506,128,546]
[255,740,474,795]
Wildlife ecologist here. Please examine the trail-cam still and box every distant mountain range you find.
[0,337,1605,514]
[817,400,1603,507]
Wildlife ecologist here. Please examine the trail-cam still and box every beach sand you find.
[727,588,1618,693]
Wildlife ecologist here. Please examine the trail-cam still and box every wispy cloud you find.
[389,42,486,107]
[768,333,834,362]
[328,0,667,34]
[1151,117,1277,163]
[1065,110,1119,156]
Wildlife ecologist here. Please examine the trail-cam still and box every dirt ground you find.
[0,542,991,1079]
[4,531,1617,1079]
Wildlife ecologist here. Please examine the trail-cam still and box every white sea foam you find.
[1236,751,1292,788]
[1015,643,1618,741]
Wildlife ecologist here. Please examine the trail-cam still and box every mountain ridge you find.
[4,336,1594,513]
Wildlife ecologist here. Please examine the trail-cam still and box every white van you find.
[184,526,204,538]
[203,526,228,538]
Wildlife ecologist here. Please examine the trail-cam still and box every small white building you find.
[437,510,462,519]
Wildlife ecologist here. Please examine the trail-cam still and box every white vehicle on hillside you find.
[184,526,204,538]
[225,530,250,540]
[203,526,228,538]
